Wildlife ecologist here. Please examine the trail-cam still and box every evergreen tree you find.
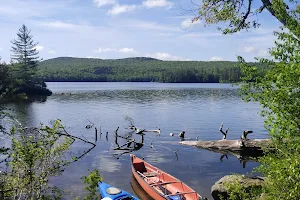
[11,24,40,75]
[0,57,9,97]
[6,25,52,97]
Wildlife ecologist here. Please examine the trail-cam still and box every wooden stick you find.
[219,122,229,140]
[95,127,98,142]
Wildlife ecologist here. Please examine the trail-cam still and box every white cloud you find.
[181,18,201,29]
[108,4,136,15]
[146,52,190,61]
[242,46,256,53]
[119,48,136,53]
[40,21,79,29]
[142,0,173,8]
[0,48,2,51]
[95,48,114,53]
[181,32,222,38]
[93,155,121,173]
[0,1,65,18]
[258,49,269,56]
[0,7,18,15]
[210,56,223,61]
[95,47,137,54]
[240,45,269,57]
[48,50,56,54]
[35,45,44,51]
[86,56,100,59]
[93,0,116,7]
[120,19,178,32]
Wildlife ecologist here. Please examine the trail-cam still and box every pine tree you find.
[8,25,52,97]
[11,24,40,74]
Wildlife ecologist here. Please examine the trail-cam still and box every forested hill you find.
[37,57,251,83]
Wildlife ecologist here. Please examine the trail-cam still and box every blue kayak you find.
[98,181,139,200]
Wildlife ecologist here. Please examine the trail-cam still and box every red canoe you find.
[130,154,203,200]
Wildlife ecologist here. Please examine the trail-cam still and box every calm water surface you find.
[9,82,268,199]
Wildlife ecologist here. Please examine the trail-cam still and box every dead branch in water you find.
[219,122,229,140]
[59,126,96,147]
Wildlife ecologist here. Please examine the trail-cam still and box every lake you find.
[7,82,268,199]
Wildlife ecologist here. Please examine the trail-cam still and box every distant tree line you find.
[37,57,266,83]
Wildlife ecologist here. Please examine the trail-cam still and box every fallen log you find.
[179,139,270,157]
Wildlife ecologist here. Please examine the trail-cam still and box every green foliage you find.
[0,59,22,100]
[81,169,102,200]
[194,0,300,37]
[238,30,300,199]
[2,120,73,200]
[0,61,11,99]
[256,138,300,199]
[0,24,52,101]
[222,178,264,200]
[195,0,300,199]
[0,114,102,199]
[239,31,300,138]
[37,57,266,83]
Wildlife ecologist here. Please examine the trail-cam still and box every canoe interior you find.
[131,155,201,200]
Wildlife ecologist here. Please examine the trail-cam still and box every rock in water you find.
[211,175,266,200]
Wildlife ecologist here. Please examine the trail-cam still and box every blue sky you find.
[0,0,282,62]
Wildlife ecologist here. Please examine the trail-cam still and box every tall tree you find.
[11,24,40,74]
[9,25,51,97]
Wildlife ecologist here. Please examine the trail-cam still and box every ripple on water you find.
[7,82,266,199]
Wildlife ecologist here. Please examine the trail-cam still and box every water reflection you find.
[131,175,153,200]
[5,82,266,199]
[50,88,240,105]
[112,130,144,159]
[93,154,122,173]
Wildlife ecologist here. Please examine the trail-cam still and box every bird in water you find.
[85,124,93,129]
[135,127,145,134]
[241,130,253,140]
[156,127,161,135]
[178,131,185,138]
[129,125,136,130]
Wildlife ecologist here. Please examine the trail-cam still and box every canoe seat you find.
[143,172,158,177]
[133,162,147,173]
[150,181,180,186]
